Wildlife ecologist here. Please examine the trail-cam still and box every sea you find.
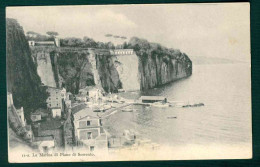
[103,63,252,149]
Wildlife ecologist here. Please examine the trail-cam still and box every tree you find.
[60,37,84,47]
[26,31,38,35]
[46,31,59,37]
[83,36,97,48]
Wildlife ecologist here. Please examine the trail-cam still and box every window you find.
[87,132,92,139]
[87,121,91,126]
[90,146,94,152]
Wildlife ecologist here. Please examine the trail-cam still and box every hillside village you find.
[7,18,192,155]
[7,36,142,153]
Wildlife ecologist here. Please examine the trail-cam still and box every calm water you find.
[103,63,251,147]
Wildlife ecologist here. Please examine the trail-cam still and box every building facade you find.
[73,108,108,152]
[112,49,134,55]
[46,87,65,117]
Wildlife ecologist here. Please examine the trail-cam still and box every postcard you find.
[6,3,251,162]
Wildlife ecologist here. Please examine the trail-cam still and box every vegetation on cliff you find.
[55,51,95,94]
[6,18,49,120]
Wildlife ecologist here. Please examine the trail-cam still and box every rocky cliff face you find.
[128,37,192,90]
[6,18,48,120]
[31,48,122,94]
[29,38,192,94]
[95,51,122,93]
[138,51,192,90]
[112,54,140,91]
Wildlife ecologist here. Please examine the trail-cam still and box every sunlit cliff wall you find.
[112,54,140,91]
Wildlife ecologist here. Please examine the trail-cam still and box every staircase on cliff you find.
[88,49,102,87]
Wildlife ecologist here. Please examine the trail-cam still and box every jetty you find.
[139,96,167,103]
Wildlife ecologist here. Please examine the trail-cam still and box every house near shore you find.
[139,96,167,103]
[78,86,104,103]
[72,107,108,152]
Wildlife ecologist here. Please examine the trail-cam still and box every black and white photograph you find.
[6,3,251,162]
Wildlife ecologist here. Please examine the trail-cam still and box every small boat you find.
[151,102,170,108]
[167,116,177,119]
[182,103,205,108]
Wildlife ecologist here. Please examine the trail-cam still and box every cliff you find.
[112,53,140,91]
[128,37,192,90]
[31,47,122,94]
[6,18,48,120]
[29,39,191,94]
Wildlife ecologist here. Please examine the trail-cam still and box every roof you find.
[113,49,134,51]
[34,108,48,114]
[71,104,87,114]
[140,96,166,101]
[35,41,55,45]
[38,119,63,131]
[73,107,100,121]
[34,135,54,142]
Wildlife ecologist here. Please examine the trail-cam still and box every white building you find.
[7,92,13,107]
[60,88,67,100]
[79,86,104,103]
[54,37,60,47]
[51,107,61,118]
[112,49,134,55]
[72,107,108,152]
[28,38,60,47]
[16,107,26,127]
[28,40,35,46]
[46,87,63,110]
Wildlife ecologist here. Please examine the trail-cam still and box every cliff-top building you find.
[110,49,134,55]
[28,37,60,47]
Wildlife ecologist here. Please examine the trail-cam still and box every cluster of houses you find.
[8,84,109,153]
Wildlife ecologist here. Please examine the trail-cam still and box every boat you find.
[151,102,170,108]
[167,116,177,119]
[182,103,205,108]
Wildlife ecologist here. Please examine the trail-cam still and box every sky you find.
[6,3,250,62]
